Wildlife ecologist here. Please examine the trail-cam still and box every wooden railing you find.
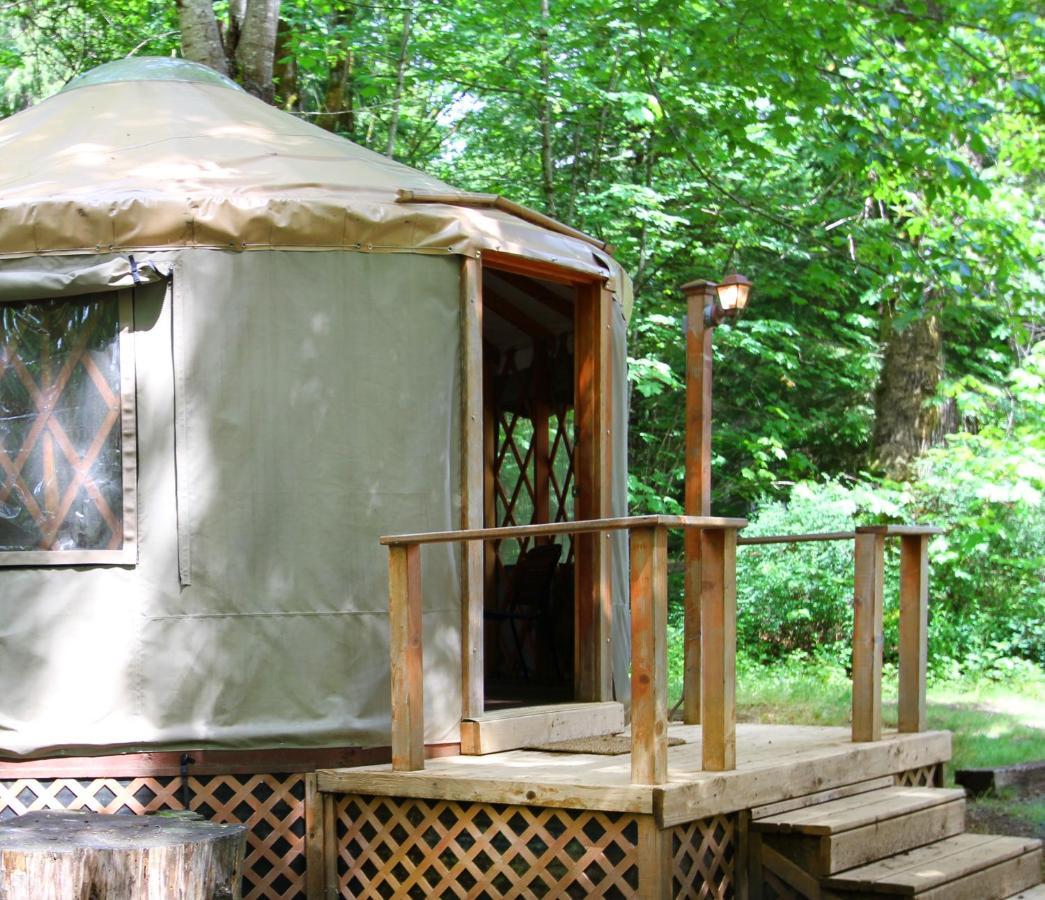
[382,515,746,785]
[736,524,942,743]
[382,517,940,786]
[852,525,941,740]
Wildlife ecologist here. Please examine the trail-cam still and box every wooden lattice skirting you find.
[672,814,736,898]
[330,793,737,899]
[895,762,944,787]
[0,764,942,897]
[0,773,309,899]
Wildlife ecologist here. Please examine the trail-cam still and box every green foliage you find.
[906,342,1045,674]
[734,479,898,663]
[0,0,178,117]
[729,345,1044,677]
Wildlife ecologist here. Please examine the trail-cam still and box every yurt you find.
[0,57,631,891]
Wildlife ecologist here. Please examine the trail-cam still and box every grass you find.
[922,674,1045,840]
[667,650,1045,839]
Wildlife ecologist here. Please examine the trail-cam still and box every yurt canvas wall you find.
[0,59,632,759]
[0,249,468,756]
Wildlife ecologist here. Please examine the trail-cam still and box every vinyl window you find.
[0,290,136,564]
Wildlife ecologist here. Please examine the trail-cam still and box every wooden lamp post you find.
[680,273,751,724]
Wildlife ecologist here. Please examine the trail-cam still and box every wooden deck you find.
[346,515,950,896]
[318,723,950,827]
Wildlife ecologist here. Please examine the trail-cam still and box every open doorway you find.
[481,266,577,709]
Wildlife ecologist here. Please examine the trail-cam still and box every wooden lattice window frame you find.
[0,289,137,566]
[490,349,576,573]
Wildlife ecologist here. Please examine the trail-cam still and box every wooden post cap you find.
[0,810,247,900]
[680,279,718,297]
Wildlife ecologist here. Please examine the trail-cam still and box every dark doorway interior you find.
[481,268,576,710]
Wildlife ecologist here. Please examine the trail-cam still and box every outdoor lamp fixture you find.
[678,270,753,726]
[715,272,752,316]
[698,272,752,327]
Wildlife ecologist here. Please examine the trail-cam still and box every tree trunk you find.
[385,0,417,157]
[632,135,655,291]
[235,0,281,102]
[224,0,246,69]
[564,120,584,222]
[175,0,229,75]
[0,811,246,900]
[229,0,247,31]
[537,0,557,217]
[578,47,620,230]
[272,16,298,109]
[314,6,357,134]
[314,49,353,134]
[872,312,945,478]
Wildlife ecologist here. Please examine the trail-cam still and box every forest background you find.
[0,0,1041,691]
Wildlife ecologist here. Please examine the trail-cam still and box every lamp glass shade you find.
[716,273,752,311]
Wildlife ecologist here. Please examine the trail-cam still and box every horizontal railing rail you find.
[735,525,943,743]
[380,514,745,546]
[382,514,746,785]
[736,530,855,545]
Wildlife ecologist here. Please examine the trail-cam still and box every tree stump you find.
[0,810,247,900]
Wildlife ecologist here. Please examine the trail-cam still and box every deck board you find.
[318,724,951,827]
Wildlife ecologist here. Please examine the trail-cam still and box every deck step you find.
[754,786,966,875]
[822,833,1042,899]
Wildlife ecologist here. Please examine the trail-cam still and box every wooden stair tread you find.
[823,833,1042,894]
[753,786,965,835]
[761,796,966,876]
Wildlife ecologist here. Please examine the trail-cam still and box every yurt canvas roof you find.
[0,58,628,309]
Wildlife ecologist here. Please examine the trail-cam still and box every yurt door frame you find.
[459,253,614,720]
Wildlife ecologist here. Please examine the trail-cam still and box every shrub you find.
[906,342,1045,673]
[727,343,1045,677]
[736,480,886,665]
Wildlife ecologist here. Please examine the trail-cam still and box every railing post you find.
[630,525,668,785]
[389,542,424,771]
[700,526,737,771]
[681,280,716,726]
[852,530,884,742]
[898,534,929,733]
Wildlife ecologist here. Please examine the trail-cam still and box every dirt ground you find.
[963,790,1045,882]
[965,797,1043,840]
